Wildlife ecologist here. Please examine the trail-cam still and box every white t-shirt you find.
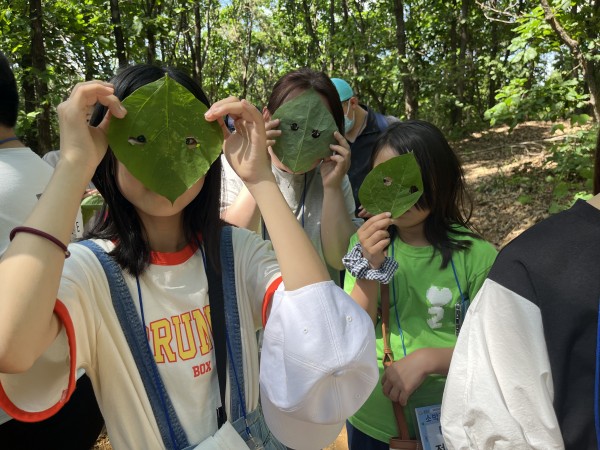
[0,148,85,256]
[0,147,83,426]
[0,228,279,447]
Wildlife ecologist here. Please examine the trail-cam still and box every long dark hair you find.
[372,120,478,269]
[266,67,344,135]
[0,51,18,128]
[86,64,224,276]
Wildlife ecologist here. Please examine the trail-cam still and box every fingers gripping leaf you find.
[359,153,424,218]
[107,74,223,203]
[271,89,338,173]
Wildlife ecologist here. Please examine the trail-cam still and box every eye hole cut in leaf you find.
[107,74,224,203]
[359,153,424,218]
[80,193,105,224]
[271,88,338,173]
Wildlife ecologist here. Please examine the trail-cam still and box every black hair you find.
[86,64,224,276]
[0,51,19,128]
[371,120,478,269]
[267,68,344,135]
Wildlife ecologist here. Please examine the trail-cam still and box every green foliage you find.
[1,0,597,151]
[545,125,597,212]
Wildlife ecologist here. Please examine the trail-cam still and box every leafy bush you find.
[545,123,597,213]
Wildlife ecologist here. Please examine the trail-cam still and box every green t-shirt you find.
[344,230,497,442]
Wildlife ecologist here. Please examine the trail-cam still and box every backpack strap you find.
[77,240,189,450]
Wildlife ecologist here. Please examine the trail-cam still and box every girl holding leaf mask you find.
[221,68,360,286]
[342,120,497,449]
[0,65,378,450]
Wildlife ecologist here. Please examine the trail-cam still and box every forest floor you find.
[92,119,592,450]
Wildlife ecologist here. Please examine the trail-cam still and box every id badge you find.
[415,404,446,450]
[454,298,470,336]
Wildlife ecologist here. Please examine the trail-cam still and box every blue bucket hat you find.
[331,78,354,102]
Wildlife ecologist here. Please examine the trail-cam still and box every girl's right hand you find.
[357,212,393,269]
[265,118,282,148]
[57,81,126,177]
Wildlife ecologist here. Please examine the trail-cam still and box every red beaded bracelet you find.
[9,226,71,258]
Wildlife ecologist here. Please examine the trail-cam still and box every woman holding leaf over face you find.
[0,64,378,450]
[220,68,360,286]
[341,121,497,449]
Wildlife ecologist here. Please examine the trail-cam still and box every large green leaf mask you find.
[359,153,424,218]
[107,74,223,203]
[271,88,338,173]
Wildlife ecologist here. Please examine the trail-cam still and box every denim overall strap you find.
[220,228,287,450]
[77,240,189,450]
[219,226,246,421]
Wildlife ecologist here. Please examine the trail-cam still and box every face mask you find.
[344,101,355,133]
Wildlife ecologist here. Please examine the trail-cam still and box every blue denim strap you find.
[219,226,246,421]
[77,240,189,450]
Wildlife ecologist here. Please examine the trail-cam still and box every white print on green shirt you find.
[426,286,452,329]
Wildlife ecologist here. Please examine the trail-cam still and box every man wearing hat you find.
[331,78,398,214]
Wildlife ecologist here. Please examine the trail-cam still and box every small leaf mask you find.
[271,88,338,173]
[107,74,223,203]
[359,153,424,218]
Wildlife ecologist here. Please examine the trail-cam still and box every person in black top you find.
[331,78,398,215]
[443,128,600,450]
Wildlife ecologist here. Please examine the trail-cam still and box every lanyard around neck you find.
[134,245,228,444]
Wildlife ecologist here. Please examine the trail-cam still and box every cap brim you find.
[261,392,344,450]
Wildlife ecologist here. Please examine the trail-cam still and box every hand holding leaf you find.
[320,131,351,189]
[205,97,271,186]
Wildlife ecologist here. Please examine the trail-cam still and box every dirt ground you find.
[93,120,592,450]
[454,120,593,249]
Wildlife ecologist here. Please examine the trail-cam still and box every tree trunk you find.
[487,21,499,110]
[144,0,158,64]
[30,0,51,154]
[20,51,36,149]
[455,0,470,126]
[110,0,127,67]
[328,0,335,73]
[393,0,418,118]
[540,0,600,122]
[301,0,320,65]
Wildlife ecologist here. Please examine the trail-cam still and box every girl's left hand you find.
[320,131,351,189]
[205,97,271,185]
[381,349,432,406]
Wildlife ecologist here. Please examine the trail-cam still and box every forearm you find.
[221,185,261,232]
[422,347,454,376]
[349,279,379,323]
[248,178,329,290]
[0,160,92,372]
[321,185,357,270]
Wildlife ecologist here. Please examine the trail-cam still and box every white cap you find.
[259,281,378,450]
